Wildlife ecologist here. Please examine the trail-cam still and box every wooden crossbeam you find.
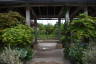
[91,7,96,16]
[31,8,37,17]
[58,7,65,16]
[84,7,88,15]
[70,7,81,18]
[38,7,42,17]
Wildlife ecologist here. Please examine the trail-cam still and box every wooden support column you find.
[65,8,70,23]
[26,7,31,26]
[84,7,88,15]
[58,18,61,43]
[34,19,38,43]
[65,7,73,44]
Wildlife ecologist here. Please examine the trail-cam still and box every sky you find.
[37,19,65,25]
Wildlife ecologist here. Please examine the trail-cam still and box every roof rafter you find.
[31,8,37,17]
[58,7,65,16]
[70,7,81,18]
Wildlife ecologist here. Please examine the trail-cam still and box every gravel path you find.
[27,42,71,64]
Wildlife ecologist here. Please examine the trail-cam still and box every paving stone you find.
[27,41,71,64]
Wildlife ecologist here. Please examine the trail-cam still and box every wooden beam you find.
[58,18,61,42]
[70,7,81,18]
[38,7,42,17]
[58,7,65,16]
[65,8,70,23]
[84,7,88,15]
[47,7,49,17]
[90,7,96,16]
[26,7,31,26]
[38,18,60,20]
[34,18,38,43]
[31,15,64,18]
[54,7,56,16]
[31,8,37,17]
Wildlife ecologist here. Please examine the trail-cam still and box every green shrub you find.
[0,11,25,48]
[62,14,96,64]
[2,24,34,47]
[0,11,25,29]
[16,48,34,61]
[70,14,96,43]
[82,45,96,64]
[0,47,23,64]
[68,43,86,64]
[0,31,2,41]
[25,48,34,60]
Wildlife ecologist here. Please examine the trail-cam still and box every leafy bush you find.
[0,11,25,29]
[62,14,96,46]
[0,31,2,41]
[68,43,86,64]
[25,48,34,60]
[0,30,5,49]
[16,48,34,61]
[70,14,96,43]
[0,47,23,64]
[62,14,96,64]
[82,44,96,64]
[2,24,34,47]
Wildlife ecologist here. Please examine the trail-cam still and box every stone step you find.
[37,40,59,43]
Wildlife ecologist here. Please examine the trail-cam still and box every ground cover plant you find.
[0,46,23,64]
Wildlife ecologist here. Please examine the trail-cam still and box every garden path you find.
[27,40,71,64]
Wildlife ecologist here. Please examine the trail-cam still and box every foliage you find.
[0,11,34,63]
[2,24,34,47]
[62,14,96,45]
[39,23,46,32]
[62,14,96,64]
[0,46,23,64]
[38,23,56,39]
[0,31,2,41]
[82,43,96,64]
[0,11,25,29]
[70,14,96,42]
[24,48,34,60]
[68,43,86,64]
[61,21,71,41]
[16,47,34,61]
[45,23,55,35]
[0,11,25,47]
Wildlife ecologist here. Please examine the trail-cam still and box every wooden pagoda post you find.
[65,7,73,44]
[84,7,88,15]
[34,18,38,43]
[58,18,61,42]
[65,8,70,23]
[26,7,31,26]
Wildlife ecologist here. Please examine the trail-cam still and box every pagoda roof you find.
[0,0,96,6]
